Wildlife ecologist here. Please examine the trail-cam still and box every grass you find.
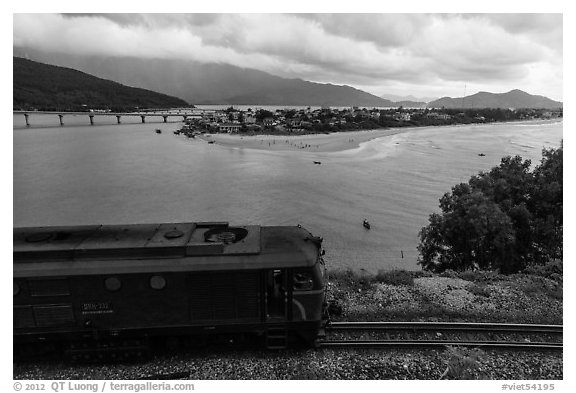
[467,283,491,298]
[441,346,486,380]
[375,270,415,286]
[326,264,563,324]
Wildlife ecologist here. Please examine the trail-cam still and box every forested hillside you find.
[14,57,190,111]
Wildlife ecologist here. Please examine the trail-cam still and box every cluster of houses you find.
[177,106,562,135]
[180,107,420,134]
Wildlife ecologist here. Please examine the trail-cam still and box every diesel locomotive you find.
[13,222,328,358]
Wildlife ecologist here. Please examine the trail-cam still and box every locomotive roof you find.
[13,222,322,277]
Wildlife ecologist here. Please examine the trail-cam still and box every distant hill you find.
[219,80,396,107]
[392,100,427,108]
[14,48,396,107]
[13,57,190,111]
[381,93,438,103]
[427,89,562,109]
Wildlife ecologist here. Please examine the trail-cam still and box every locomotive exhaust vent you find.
[186,225,259,256]
[204,227,248,244]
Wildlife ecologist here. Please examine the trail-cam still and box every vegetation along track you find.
[320,322,563,351]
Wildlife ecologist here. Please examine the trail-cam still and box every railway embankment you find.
[326,265,563,325]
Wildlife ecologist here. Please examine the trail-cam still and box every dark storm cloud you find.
[62,13,223,28]
[13,13,563,100]
[298,13,432,48]
[61,13,147,26]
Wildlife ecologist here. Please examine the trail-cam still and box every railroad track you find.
[319,321,563,351]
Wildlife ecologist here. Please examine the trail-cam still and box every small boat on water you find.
[478,153,486,157]
[207,141,215,144]
[155,129,162,134]
[313,161,321,165]
[363,219,371,229]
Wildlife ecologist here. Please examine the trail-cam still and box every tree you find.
[418,184,517,273]
[255,109,274,122]
[418,145,563,274]
[529,143,563,261]
[469,155,533,211]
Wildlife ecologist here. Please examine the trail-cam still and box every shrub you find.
[523,260,563,281]
[439,269,459,279]
[329,269,374,291]
[459,270,499,283]
[441,346,485,380]
[375,270,414,286]
[467,283,491,298]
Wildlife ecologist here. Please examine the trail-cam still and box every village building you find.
[263,117,275,126]
[218,123,242,133]
[244,114,257,124]
[426,112,451,120]
[286,117,302,128]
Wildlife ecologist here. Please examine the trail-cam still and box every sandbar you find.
[197,128,416,153]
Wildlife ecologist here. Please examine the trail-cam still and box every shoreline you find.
[197,119,561,154]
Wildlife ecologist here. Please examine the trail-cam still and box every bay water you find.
[13,115,562,272]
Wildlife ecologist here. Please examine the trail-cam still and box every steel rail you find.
[318,339,562,351]
[326,321,563,334]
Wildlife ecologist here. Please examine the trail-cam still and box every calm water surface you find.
[13,115,562,272]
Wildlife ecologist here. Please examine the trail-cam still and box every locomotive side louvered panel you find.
[188,275,214,321]
[211,277,236,320]
[188,272,261,323]
[235,272,260,319]
[14,304,75,328]
[14,306,35,329]
[33,305,75,327]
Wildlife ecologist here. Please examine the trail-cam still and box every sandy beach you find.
[197,128,414,153]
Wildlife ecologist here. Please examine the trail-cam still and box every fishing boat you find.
[363,219,371,229]
[155,128,162,134]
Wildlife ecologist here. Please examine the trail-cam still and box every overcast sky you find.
[13,13,563,101]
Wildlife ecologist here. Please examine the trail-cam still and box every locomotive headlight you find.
[293,272,314,291]
[150,275,167,290]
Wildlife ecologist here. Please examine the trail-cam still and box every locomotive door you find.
[265,269,288,320]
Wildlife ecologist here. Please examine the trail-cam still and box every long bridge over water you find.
[13,110,200,127]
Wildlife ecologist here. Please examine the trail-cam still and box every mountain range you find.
[13,47,563,110]
[13,57,189,111]
[14,48,395,107]
[380,93,438,103]
[428,90,562,110]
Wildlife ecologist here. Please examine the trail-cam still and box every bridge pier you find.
[24,113,30,127]
[116,115,122,124]
[163,115,168,123]
[140,115,146,123]
[89,115,95,125]
[58,114,64,126]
